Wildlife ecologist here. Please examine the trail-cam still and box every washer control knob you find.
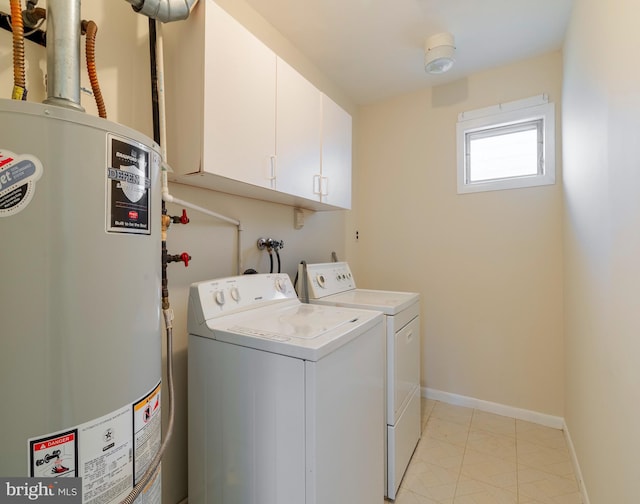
[316,274,326,288]
[275,277,286,293]
[214,290,225,306]
[230,286,240,302]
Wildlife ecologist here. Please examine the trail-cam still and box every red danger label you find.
[34,433,75,451]
[128,210,139,220]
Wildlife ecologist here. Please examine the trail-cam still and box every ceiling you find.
[242,0,574,105]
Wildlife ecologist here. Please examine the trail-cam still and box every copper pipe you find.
[10,0,26,100]
[81,20,107,118]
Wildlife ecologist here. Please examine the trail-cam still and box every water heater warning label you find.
[0,149,43,218]
[106,135,153,235]
[28,382,162,504]
[30,429,78,478]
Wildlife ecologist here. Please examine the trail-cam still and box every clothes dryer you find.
[188,273,384,504]
[299,262,421,500]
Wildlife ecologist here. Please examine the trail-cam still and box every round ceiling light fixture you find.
[424,32,456,75]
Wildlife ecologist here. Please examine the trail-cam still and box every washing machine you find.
[187,273,384,504]
[299,262,421,500]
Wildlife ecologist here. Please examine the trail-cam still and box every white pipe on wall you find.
[160,170,244,275]
[125,0,199,23]
[154,22,244,274]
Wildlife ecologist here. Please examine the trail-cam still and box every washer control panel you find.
[301,262,357,299]
[190,273,297,322]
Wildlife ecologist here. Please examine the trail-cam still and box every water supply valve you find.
[257,237,284,251]
[161,209,189,241]
[268,239,284,251]
[171,209,190,225]
[167,252,191,267]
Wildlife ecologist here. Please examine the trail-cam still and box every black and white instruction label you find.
[106,135,153,235]
[79,406,132,504]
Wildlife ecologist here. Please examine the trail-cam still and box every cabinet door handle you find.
[313,174,321,195]
[406,331,413,343]
[321,176,329,196]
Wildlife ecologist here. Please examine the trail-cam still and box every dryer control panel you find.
[300,262,357,299]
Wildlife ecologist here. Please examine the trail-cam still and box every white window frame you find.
[456,94,555,194]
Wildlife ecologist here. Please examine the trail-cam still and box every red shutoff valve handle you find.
[171,209,190,225]
[167,252,191,267]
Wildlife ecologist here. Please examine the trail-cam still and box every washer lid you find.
[200,302,383,361]
[309,288,419,315]
[231,303,361,339]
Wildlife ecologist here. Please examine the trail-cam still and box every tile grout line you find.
[451,407,474,503]
[414,401,582,504]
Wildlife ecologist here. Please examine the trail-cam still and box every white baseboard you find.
[563,420,591,504]
[422,387,564,429]
[422,387,590,504]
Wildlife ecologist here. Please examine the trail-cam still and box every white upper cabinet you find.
[163,1,351,211]
[202,1,276,189]
[321,94,353,209]
[274,57,322,200]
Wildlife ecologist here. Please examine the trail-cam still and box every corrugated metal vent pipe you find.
[125,0,199,23]
[43,0,84,110]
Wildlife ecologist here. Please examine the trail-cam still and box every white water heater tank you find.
[0,98,162,503]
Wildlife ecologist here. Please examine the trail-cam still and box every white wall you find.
[354,52,565,416]
[0,1,352,502]
[563,0,640,501]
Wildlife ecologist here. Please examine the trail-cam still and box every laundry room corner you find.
[353,51,565,419]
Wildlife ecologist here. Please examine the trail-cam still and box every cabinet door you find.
[321,95,352,209]
[275,58,322,200]
[202,2,276,188]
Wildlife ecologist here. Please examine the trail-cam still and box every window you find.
[456,95,555,194]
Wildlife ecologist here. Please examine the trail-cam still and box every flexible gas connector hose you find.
[81,20,107,118]
[119,308,176,504]
[10,0,27,100]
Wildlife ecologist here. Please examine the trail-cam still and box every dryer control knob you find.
[214,290,225,306]
[316,274,326,288]
[230,286,240,302]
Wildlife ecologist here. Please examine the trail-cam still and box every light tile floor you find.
[389,399,582,504]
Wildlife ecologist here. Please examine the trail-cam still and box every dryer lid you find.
[310,288,419,315]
